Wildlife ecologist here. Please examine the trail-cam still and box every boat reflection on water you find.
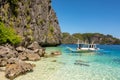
[68,51,98,56]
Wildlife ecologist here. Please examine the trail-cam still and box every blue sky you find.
[52,0,120,38]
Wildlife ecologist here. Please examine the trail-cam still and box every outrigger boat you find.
[67,40,99,53]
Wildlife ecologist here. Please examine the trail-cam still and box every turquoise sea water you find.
[15,44,120,80]
[60,44,120,68]
[47,44,120,80]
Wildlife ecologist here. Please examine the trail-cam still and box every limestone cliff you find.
[0,0,61,46]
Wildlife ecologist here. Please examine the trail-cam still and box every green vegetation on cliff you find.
[0,22,21,45]
[62,32,120,44]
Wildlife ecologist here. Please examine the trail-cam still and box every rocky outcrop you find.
[5,59,35,80]
[26,53,40,61]
[16,41,45,61]
[0,45,18,67]
[0,0,61,46]
[0,58,7,67]
[0,42,44,62]
[27,41,41,50]
[0,42,45,79]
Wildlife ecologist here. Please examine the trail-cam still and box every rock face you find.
[0,0,61,46]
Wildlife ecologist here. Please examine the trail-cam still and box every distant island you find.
[62,32,120,44]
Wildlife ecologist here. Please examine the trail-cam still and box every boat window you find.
[92,45,94,48]
[94,45,96,48]
[89,44,95,48]
[82,44,88,48]
[79,44,81,48]
[89,45,91,48]
[92,45,96,48]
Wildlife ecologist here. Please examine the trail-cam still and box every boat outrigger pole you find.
[77,39,80,48]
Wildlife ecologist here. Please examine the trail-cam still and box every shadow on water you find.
[66,51,104,57]
[113,58,120,64]
[74,62,90,66]
[74,60,90,66]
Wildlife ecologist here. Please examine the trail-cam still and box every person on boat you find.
[77,44,81,50]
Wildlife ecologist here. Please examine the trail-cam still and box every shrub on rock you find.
[0,22,21,45]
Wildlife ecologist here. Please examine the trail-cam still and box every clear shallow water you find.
[15,44,120,80]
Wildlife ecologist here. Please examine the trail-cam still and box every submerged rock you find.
[51,51,61,55]
[51,60,57,62]
[37,48,46,57]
